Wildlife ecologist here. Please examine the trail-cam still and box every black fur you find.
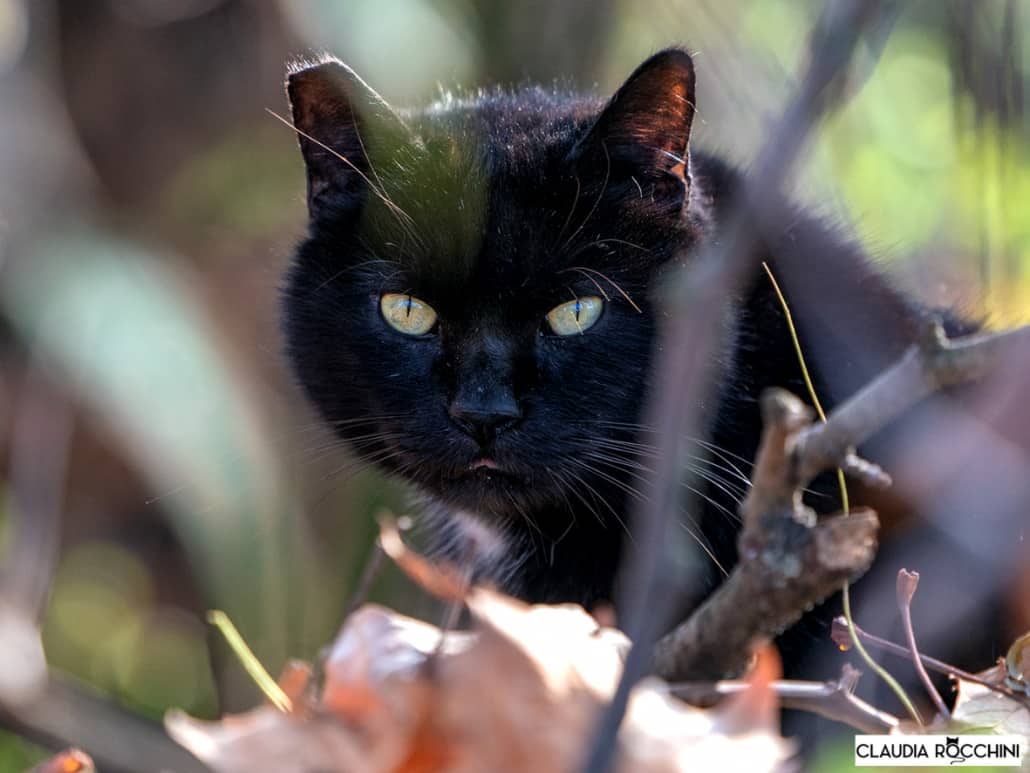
[280,49,941,641]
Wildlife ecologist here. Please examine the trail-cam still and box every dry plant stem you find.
[583,3,898,772]
[311,530,387,692]
[833,617,1030,707]
[896,570,948,719]
[434,575,470,660]
[653,507,877,678]
[343,539,385,621]
[763,260,918,723]
[668,674,899,734]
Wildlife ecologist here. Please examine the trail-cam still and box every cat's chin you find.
[427,463,549,520]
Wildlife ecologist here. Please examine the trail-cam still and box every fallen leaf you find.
[952,675,1030,736]
[168,534,794,772]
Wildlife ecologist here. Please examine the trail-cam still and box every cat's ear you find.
[572,48,696,212]
[286,58,410,218]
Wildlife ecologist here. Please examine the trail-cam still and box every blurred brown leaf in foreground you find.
[167,533,793,773]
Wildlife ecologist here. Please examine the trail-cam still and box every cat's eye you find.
[380,293,438,336]
[545,296,604,336]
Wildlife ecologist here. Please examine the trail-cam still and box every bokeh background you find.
[0,1,1027,770]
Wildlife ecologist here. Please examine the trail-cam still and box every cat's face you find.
[282,50,705,531]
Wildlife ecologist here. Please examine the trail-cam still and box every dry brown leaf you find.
[168,537,793,772]
[166,705,387,773]
[951,675,1030,737]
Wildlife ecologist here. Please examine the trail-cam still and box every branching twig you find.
[653,321,1030,683]
[667,665,900,734]
[831,617,1030,708]
[653,390,881,681]
[792,321,1030,487]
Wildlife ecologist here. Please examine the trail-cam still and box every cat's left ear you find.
[572,48,696,213]
[286,58,411,218]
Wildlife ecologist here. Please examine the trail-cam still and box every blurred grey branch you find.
[668,664,900,734]
[0,367,72,709]
[0,670,209,773]
[2,366,71,619]
[0,366,211,771]
[585,1,901,770]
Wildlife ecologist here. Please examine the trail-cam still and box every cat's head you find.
[282,49,707,533]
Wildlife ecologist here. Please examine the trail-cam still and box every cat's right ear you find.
[286,59,409,218]
[570,48,696,214]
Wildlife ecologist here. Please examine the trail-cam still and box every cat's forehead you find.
[417,89,600,145]
[365,96,605,293]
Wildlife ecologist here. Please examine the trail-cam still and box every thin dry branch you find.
[794,321,1030,485]
[667,664,899,734]
[654,321,1030,683]
[831,617,1030,708]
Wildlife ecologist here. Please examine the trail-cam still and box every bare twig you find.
[667,666,900,734]
[654,391,881,681]
[896,569,948,719]
[583,3,900,771]
[343,538,385,622]
[653,318,1030,683]
[792,321,1030,486]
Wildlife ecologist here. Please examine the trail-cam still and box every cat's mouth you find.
[454,456,524,485]
[434,453,555,517]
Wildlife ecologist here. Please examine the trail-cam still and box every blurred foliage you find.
[612,1,1029,325]
[0,0,1028,768]
[0,729,45,771]
[161,126,305,244]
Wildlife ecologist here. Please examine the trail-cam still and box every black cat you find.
[280,48,949,642]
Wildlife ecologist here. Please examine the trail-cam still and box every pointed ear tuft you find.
[573,48,696,213]
[286,58,409,218]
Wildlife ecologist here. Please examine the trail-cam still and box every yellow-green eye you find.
[545,296,604,336]
[380,293,438,335]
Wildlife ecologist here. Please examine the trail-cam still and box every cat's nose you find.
[448,393,522,445]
